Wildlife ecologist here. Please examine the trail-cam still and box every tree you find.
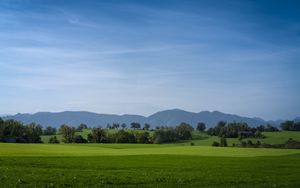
[280,121,300,131]
[74,135,88,143]
[131,122,141,129]
[112,123,120,129]
[88,128,106,143]
[295,122,300,131]
[43,126,56,135]
[0,119,25,142]
[114,130,135,143]
[143,123,150,130]
[153,129,178,144]
[196,122,206,131]
[24,123,43,143]
[280,121,294,131]
[220,137,228,147]
[121,123,127,129]
[136,132,150,143]
[49,136,60,143]
[175,122,194,140]
[254,130,264,138]
[265,124,279,132]
[207,121,256,139]
[59,124,75,143]
[212,141,220,147]
[77,123,88,132]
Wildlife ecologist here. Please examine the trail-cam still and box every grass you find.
[1,154,300,188]
[1,143,300,157]
[0,143,300,187]
[3,131,300,187]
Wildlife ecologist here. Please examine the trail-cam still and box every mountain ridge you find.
[1,109,296,128]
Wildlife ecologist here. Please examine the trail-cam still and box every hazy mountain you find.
[2,111,145,128]
[1,109,293,128]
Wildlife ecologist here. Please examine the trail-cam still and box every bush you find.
[220,137,228,147]
[212,141,220,146]
[285,138,300,149]
[88,128,107,143]
[74,135,88,143]
[49,136,60,144]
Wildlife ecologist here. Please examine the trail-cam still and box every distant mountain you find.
[1,109,295,128]
[2,111,145,128]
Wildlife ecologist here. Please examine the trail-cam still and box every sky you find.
[0,0,299,120]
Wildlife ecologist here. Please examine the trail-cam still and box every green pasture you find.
[1,143,300,157]
[0,143,300,187]
[2,130,300,187]
[0,154,299,188]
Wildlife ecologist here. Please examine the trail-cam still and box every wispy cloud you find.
[0,0,299,119]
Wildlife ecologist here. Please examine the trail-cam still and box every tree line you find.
[280,120,300,131]
[56,122,195,144]
[233,138,300,149]
[206,121,270,139]
[0,118,43,143]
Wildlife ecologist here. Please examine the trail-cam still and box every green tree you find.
[136,131,150,143]
[131,122,141,129]
[212,141,220,146]
[280,120,294,131]
[88,128,106,143]
[0,119,25,142]
[143,123,150,130]
[112,123,120,129]
[175,122,194,140]
[153,129,179,144]
[196,122,206,131]
[77,123,88,132]
[43,126,56,135]
[49,136,60,143]
[114,130,135,143]
[254,130,264,138]
[24,123,43,143]
[74,135,88,143]
[60,124,75,143]
[220,137,228,147]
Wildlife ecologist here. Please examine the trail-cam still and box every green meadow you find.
[1,144,300,188]
[1,130,300,188]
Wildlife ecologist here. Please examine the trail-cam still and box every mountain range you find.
[2,109,296,128]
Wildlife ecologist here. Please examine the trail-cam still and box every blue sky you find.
[0,0,299,120]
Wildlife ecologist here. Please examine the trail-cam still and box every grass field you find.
[0,143,300,187]
[2,131,300,187]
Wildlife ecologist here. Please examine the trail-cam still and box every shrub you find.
[212,141,220,146]
[49,136,60,144]
[74,135,88,143]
